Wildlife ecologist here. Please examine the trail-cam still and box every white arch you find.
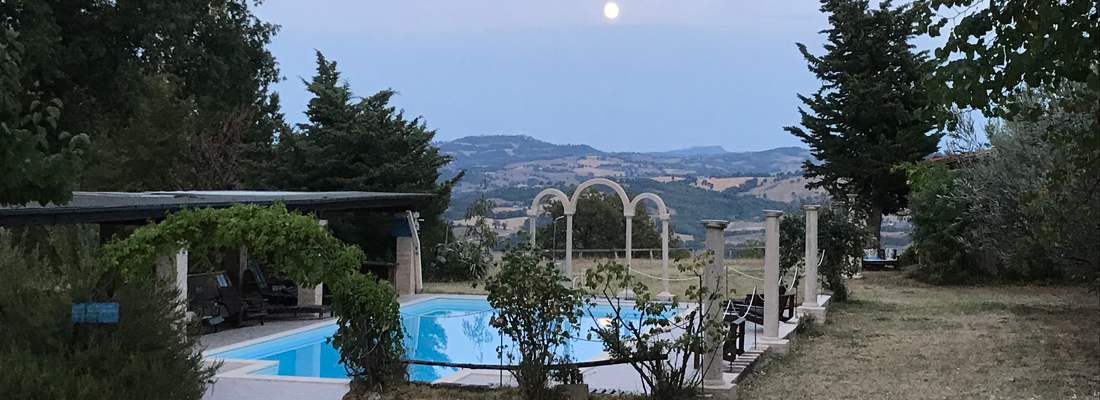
[525,179,673,300]
[570,178,633,217]
[629,192,670,220]
[527,188,571,246]
[628,192,673,299]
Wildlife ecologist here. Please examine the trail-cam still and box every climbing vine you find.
[100,203,406,390]
[100,203,363,286]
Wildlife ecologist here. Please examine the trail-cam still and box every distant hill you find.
[435,135,828,244]
[437,135,816,193]
[653,145,728,157]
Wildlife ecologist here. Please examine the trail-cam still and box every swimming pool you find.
[207,297,679,382]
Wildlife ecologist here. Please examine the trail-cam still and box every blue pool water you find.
[208,297,678,382]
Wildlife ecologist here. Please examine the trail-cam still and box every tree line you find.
[788,0,1097,286]
[1,1,458,260]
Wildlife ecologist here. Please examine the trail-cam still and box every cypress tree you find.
[785,0,942,247]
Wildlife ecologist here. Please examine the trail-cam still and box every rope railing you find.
[399,309,495,319]
[397,354,668,371]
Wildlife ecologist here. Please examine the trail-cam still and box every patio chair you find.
[242,260,298,306]
[193,271,268,327]
[722,285,798,326]
[187,274,226,332]
[722,288,753,362]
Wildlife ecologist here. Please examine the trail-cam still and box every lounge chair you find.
[242,260,298,306]
[187,274,226,332]
[243,261,332,319]
[190,272,268,327]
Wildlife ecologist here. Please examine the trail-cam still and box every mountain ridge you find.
[436,135,816,192]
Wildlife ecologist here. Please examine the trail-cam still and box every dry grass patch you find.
[737,272,1100,400]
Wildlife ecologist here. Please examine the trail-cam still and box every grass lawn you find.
[423,257,768,300]
[737,271,1100,400]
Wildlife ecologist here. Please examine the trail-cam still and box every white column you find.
[393,236,417,296]
[297,220,327,307]
[759,210,790,353]
[625,217,633,271]
[564,213,574,279]
[700,219,729,386]
[528,210,538,246]
[156,249,188,316]
[656,217,673,301]
[798,205,827,324]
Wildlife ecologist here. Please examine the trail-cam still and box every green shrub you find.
[903,163,989,284]
[779,207,866,302]
[425,198,495,282]
[329,273,407,391]
[0,226,214,399]
[485,242,584,399]
[583,256,728,400]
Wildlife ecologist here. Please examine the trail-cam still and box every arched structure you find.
[527,188,571,246]
[528,179,672,297]
[629,193,673,299]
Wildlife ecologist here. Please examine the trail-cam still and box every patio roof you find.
[0,191,433,227]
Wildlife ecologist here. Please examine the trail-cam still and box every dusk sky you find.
[253,1,932,153]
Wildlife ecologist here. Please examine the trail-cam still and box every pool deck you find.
[200,293,827,400]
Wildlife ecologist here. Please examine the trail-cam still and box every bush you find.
[779,207,866,302]
[903,163,989,284]
[0,226,214,399]
[582,256,728,400]
[425,198,495,282]
[962,98,1098,284]
[485,242,584,399]
[329,273,407,391]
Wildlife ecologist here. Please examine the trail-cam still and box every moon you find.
[604,2,619,19]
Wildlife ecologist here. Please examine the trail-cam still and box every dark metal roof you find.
[0,191,433,226]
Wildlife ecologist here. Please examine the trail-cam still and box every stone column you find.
[655,216,674,301]
[156,249,189,314]
[700,219,729,386]
[625,216,633,272]
[297,220,327,307]
[618,215,636,299]
[798,205,827,324]
[392,216,417,296]
[564,213,574,279]
[221,246,249,291]
[528,210,538,246]
[758,210,789,352]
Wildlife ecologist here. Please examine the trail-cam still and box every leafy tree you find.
[0,28,86,206]
[928,0,1099,263]
[3,0,282,191]
[425,197,496,282]
[785,0,943,248]
[263,52,461,259]
[779,206,869,301]
[962,89,1098,285]
[537,188,663,255]
[583,257,729,399]
[485,242,584,399]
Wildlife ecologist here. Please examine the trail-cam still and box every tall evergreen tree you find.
[785,0,942,247]
[265,52,462,259]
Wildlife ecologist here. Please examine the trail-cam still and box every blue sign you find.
[71,303,120,324]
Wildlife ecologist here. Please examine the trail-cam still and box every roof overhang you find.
[0,191,434,227]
